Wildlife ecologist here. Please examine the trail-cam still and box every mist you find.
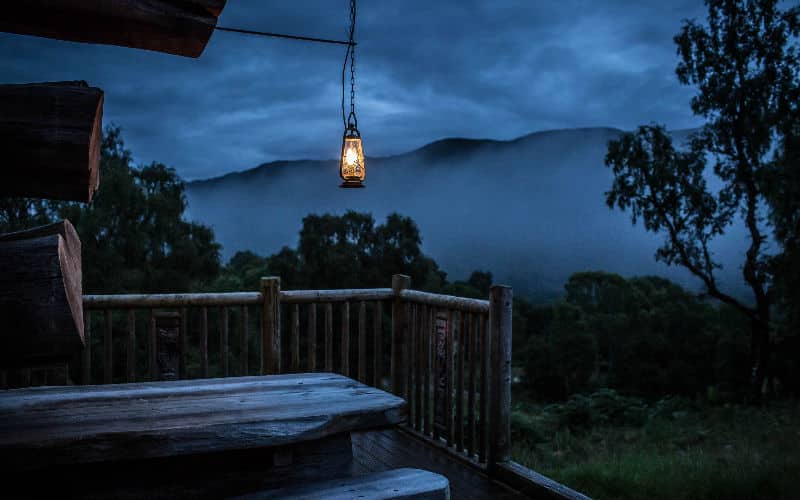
[185,127,751,300]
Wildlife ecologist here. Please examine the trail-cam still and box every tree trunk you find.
[0,220,84,367]
[0,81,103,202]
[749,313,771,405]
[1,0,227,58]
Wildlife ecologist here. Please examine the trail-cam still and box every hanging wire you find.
[215,26,354,46]
[342,0,357,130]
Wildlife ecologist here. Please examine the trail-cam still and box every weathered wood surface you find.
[400,289,489,314]
[494,461,592,500]
[1,1,226,58]
[0,82,102,202]
[0,373,406,470]
[0,220,84,365]
[488,286,513,468]
[239,468,451,500]
[9,434,356,499]
[391,275,411,395]
[283,288,394,303]
[84,291,261,308]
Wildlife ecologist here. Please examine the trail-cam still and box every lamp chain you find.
[343,0,357,130]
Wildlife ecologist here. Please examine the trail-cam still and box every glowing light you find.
[340,131,365,188]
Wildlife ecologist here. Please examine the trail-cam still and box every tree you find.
[605,0,799,403]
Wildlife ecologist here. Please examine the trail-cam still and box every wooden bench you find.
[0,372,407,496]
[0,372,405,469]
[238,468,451,500]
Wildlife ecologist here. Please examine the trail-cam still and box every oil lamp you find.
[340,126,365,188]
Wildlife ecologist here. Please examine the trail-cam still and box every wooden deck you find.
[353,427,532,500]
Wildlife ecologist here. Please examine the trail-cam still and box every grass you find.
[511,397,800,500]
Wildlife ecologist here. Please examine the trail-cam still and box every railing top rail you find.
[83,287,489,313]
[280,288,394,303]
[400,289,490,314]
[83,292,262,309]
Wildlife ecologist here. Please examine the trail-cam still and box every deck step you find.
[238,468,450,500]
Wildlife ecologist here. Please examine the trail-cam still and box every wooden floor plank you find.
[352,428,531,500]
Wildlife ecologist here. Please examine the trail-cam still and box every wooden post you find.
[488,285,513,470]
[219,306,229,377]
[240,306,249,376]
[291,304,299,372]
[456,312,465,452]
[373,301,382,388]
[358,301,366,383]
[260,277,281,375]
[200,307,208,378]
[179,307,188,379]
[149,309,157,380]
[391,274,411,396]
[82,311,91,385]
[103,309,112,384]
[479,314,489,463]
[307,304,317,372]
[126,310,136,383]
[325,303,334,372]
[341,302,350,376]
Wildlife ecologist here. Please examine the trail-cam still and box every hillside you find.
[186,127,749,300]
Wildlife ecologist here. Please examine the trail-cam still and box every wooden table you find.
[0,372,407,494]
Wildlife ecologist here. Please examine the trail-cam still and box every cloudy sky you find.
[0,0,708,180]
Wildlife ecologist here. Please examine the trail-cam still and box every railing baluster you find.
[180,307,187,379]
[126,310,136,383]
[478,313,489,463]
[104,309,112,384]
[149,309,157,380]
[200,306,208,378]
[372,301,382,388]
[240,306,249,376]
[445,309,454,447]
[391,275,411,396]
[260,277,281,375]
[415,305,424,432]
[468,313,478,457]
[456,311,465,452]
[82,310,91,384]
[291,304,299,372]
[407,304,416,429]
[405,304,414,414]
[325,303,333,371]
[220,306,229,377]
[307,303,317,371]
[341,302,350,376]
[358,301,366,383]
[423,306,433,436]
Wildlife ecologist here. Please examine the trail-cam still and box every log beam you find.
[0,81,103,203]
[0,220,84,366]
[1,0,227,58]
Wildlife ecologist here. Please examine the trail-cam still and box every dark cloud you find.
[0,0,708,180]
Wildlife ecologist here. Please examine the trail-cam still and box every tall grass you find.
[512,393,800,500]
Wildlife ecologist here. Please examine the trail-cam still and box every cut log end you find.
[0,220,84,367]
[0,82,104,203]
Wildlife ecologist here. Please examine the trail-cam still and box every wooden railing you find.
[79,274,513,471]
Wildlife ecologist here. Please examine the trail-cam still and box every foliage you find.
[212,212,450,293]
[520,271,753,401]
[605,0,800,402]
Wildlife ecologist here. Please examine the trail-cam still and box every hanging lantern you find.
[340,126,365,188]
[339,0,365,188]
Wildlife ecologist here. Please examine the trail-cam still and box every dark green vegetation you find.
[512,394,800,500]
[605,0,800,403]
